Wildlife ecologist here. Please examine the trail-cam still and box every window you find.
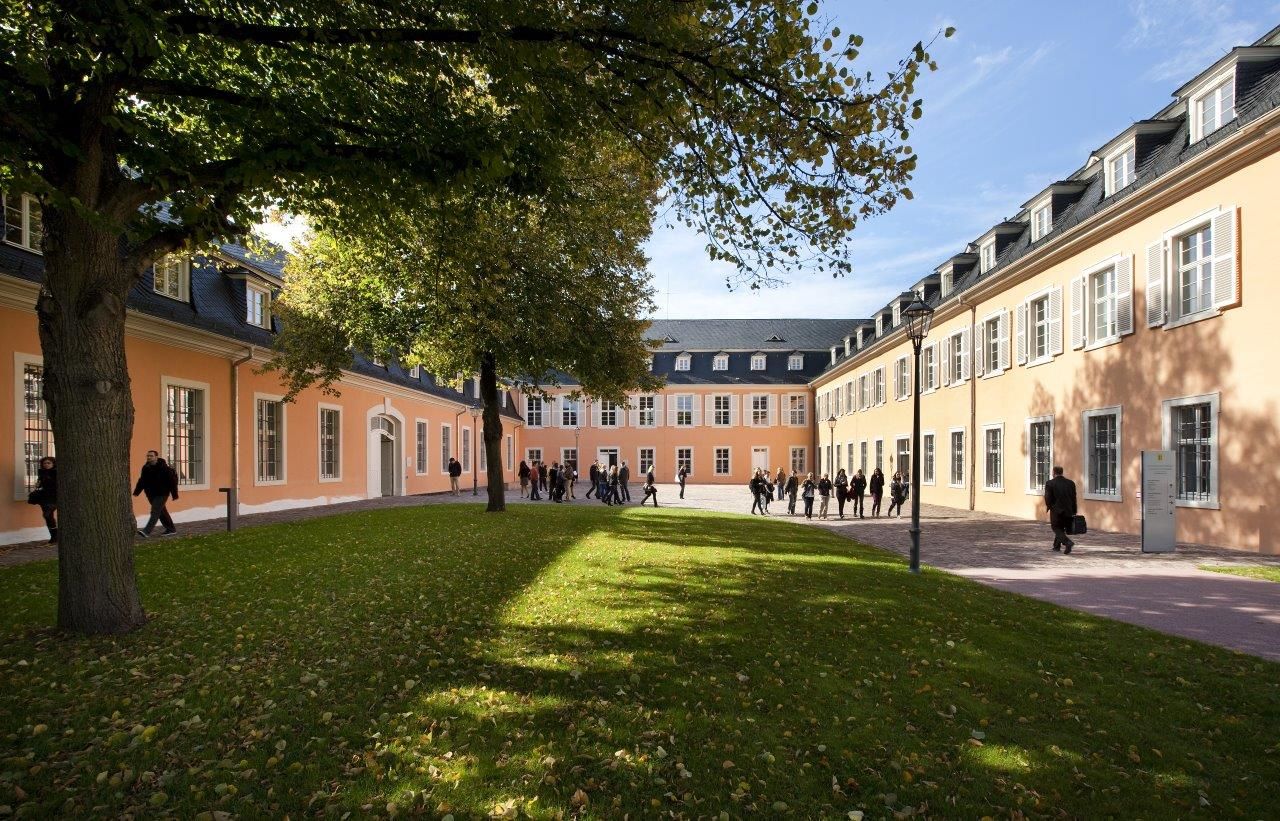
[751,354,766,371]
[246,284,270,328]
[893,356,910,400]
[2,193,42,251]
[1164,394,1218,507]
[873,367,885,406]
[846,442,854,474]
[949,430,965,487]
[1176,225,1213,319]
[1031,202,1052,242]
[674,354,691,371]
[713,354,729,371]
[874,439,883,471]
[1106,144,1136,195]
[676,447,693,475]
[561,447,577,475]
[1083,407,1121,500]
[940,270,953,298]
[1193,74,1234,141]
[507,436,514,470]
[639,448,655,474]
[714,447,731,476]
[526,447,542,465]
[922,433,935,484]
[858,373,871,409]
[983,424,1003,491]
[1026,417,1053,493]
[18,361,54,495]
[561,397,580,427]
[982,316,1001,374]
[921,344,937,391]
[409,365,421,379]
[256,398,284,483]
[979,240,996,273]
[713,395,731,426]
[844,382,853,414]
[479,437,487,473]
[1091,266,1117,342]
[461,426,471,473]
[751,394,769,426]
[790,446,807,474]
[833,388,842,417]
[599,399,619,427]
[895,437,910,479]
[414,419,427,475]
[892,303,902,327]
[637,395,656,427]
[787,394,806,426]
[165,382,206,486]
[948,331,966,383]
[860,441,868,473]
[646,356,654,371]
[675,394,694,427]
[1030,295,1049,361]
[788,354,804,371]
[153,255,190,301]
[526,396,544,427]
[440,424,452,472]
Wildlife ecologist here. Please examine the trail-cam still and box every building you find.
[0,239,523,545]
[811,25,1280,554]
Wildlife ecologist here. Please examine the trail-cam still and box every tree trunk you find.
[479,351,506,512]
[37,205,147,634]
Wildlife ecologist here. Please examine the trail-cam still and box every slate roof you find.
[643,319,862,352]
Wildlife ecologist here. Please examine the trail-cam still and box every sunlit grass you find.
[1199,564,1280,583]
[0,504,1276,818]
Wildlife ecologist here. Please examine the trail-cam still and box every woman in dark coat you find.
[785,472,799,515]
[887,472,907,517]
[35,456,57,543]
[869,468,885,517]
[833,468,849,519]
[850,469,867,518]
[518,460,531,498]
[801,473,817,519]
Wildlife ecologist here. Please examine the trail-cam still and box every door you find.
[751,447,769,472]
[597,448,619,467]
[380,436,395,496]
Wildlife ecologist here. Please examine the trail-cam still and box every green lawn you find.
[0,506,1277,818]
[1199,564,1280,584]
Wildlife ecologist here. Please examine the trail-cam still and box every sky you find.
[646,0,1280,320]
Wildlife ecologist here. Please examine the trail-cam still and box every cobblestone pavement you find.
[5,482,1278,661]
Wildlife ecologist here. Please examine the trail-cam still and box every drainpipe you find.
[958,296,977,511]
[225,346,255,530]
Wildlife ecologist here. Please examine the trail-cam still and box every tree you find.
[270,138,665,511]
[1,1,941,633]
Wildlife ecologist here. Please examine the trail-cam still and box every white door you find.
[751,447,769,472]
[597,448,619,468]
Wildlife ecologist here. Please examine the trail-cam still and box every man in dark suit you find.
[1043,466,1078,554]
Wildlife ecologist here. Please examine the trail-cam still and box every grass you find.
[1199,564,1280,584]
[0,505,1277,819]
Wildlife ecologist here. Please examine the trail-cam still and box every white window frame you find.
[1190,70,1235,143]
[1081,406,1122,502]
[921,431,936,486]
[674,354,691,372]
[1077,254,1130,350]
[1171,221,1216,325]
[246,283,271,328]
[409,365,421,379]
[460,425,472,474]
[921,343,938,393]
[638,447,656,474]
[507,435,514,471]
[413,417,428,477]
[948,427,965,489]
[874,438,884,472]
[786,393,807,427]
[675,447,693,477]
[561,397,581,427]
[787,354,804,371]
[637,394,657,428]
[1104,142,1136,196]
[2,193,42,252]
[979,239,996,273]
[440,423,453,473]
[1162,392,1220,510]
[525,447,543,465]
[1150,206,1237,331]
[893,355,910,401]
[750,394,770,427]
[714,446,732,476]
[253,392,287,486]
[981,422,1003,493]
[525,395,544,428]
[674,394,695,427]
[711,394,732,427]
[1024,415,1054,496]
[712,354,729,371]
[948,330,967,385]
[978,310,1007,378]
[1030,198,1052,242]
[789,446,807,475]
[13,353,54,500]
[874,367,886,406]
[750,354,766,371]
[153,255,191,302]
[161,375,211,491]
[598,398,620,428]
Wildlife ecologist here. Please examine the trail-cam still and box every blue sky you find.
[646,0,1279,320]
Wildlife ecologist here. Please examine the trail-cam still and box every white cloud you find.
[1126,0,1264,81]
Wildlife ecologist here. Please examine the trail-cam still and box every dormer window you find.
[766,334,785,342]
[979,240,996,273]
[750,354,766,371]
[1105,143,1136,195]
[940,270,953,298]
[646,356,654,371]
[788,354,804,371]
[246,283,271,328]
[915,286,925,300]
[2,193,42,252]
[1193,74,1235,142]
[409,366,421,379]
[712,354,729,371]
[1030,201,1052,242]
[153,254,190,302]
[674,354,691,372]
[892,303,902,327]
[875,316,884,336]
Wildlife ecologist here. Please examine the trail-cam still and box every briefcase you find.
[1068,515,1087,536]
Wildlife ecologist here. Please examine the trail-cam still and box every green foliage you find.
[1199,564,1280,583]
[0,505,1276,816]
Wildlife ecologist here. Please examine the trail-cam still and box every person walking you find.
[529,462,542,501]
[607,464,622,505]
[619,461,631,502]
[518,460,531,498]
[886,472,906,517]
[641,466,659,507]
[587,462,599,499]
[133,449,179,537]
[801,473,816,519]
[817,473,832,519]
[32,456,57,544]
[774,468,786,502]
[549,462,562,502]
[869,467,885,517]
[677,464,688,499]
[785,472,799,515]
[566,464,577,500]
[851,469,867,518]
[750,468,768,515]
[539,460,548,495]
[834,468,849,519]
[1044,466,1079,554]
[448,457,462,495]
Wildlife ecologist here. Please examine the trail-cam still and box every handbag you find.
[1068,515,1087,535]
[26,489,43,506]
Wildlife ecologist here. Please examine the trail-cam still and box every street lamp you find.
[469,403,483,496]
[573,424,581,483]
[903,298,935,573]
[826,414,837,477]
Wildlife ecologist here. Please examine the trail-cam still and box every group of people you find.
[748,466,909,520]
[517,460,661,507]
[27,449,183,544]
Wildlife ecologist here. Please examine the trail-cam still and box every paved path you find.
[4,483,1278,662]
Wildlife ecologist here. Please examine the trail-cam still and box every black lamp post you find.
[826,414,837,476]
[469,403,482,496]
[573,424,581,482]
[903,298,935,573]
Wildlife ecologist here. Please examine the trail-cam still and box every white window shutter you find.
[653,397,664,427]
[628,396,639,427]
[704,394,716,425]
[999,311,1011,371]
[1115,255,1135,336]
[767,395,777,427]
[942,338,952,386]
[615,400,625,428]
[666,394,678,423]
[975,324,986,377]
[903,358,912,397]
[1145,240,1165,327]
[1070,276,1085,350]
[549,396,561,428]
[1015,303,1027,365]
[1048,286,1064,357]
[729,394,740,426]
[691,395,702,427]
[960,329,971,380]
[1210,207,1239,309]
[591,401,601,428]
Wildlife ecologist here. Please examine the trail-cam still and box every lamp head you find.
[903,299,935,344]
[827,414,837,431]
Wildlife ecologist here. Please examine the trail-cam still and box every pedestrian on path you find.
[529,463,542,500]
[785,472,799,515]
[817,473,832,519]
[801,473,816,519]
[750,468,768,515]
[678,464,688,499]
[518,460,531,498]
[887,472,906,517]
[850,469,867,518]
[587,462,599,498]
[1044,466,1078,554]
[619,461,631,502]
[775,467,786,502]
[133,449,179,537]
[641,467,659,507]
[448,457,462,495]
[32,456,57,544]
[567,466,576,500]
[869,468,884,517]
[834,468,848,519]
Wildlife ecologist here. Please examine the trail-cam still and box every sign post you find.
[1141,450,1176,553]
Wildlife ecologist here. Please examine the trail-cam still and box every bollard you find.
[217,486,238,531]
